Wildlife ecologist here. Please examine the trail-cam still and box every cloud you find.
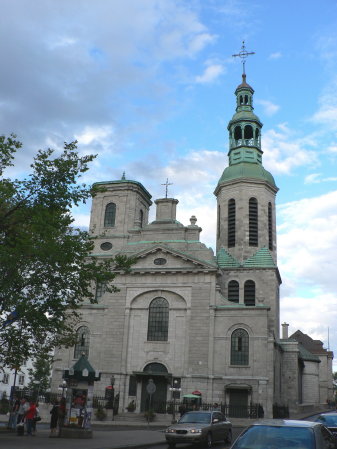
[262,125,318,175]
[269,52,282,60]
[256,99,280,116]
[311,78,337,130]
[304,173,337,184]
[195,64,224,84]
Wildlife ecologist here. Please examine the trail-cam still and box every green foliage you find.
[28,348,52,395]
[333,372,337,380]
[0,135,134,367]
[95,405,107,421]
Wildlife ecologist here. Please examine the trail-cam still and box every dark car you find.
[315,413,337,437]
[230,419,337,449]
[165,410,232,448]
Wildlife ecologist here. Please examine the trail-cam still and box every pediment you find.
[129,245,217,273]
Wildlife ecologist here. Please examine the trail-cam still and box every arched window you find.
[143,363,168,374]
[239,95,243,105]
[74,326,90,359]
[234,126,242,140]
[139,209,144,228]
[147,297,169,341]
[244,125,253,139]
[228,280,239,303]
[228,199,236,247]
[244,280,255,306]
[249,198,258,246]
[231,328,249,365]
[104,203,116,227]
[268,202,273,251]
[244,95,248,105]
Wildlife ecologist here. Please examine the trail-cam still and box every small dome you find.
[235,74,254,92]
[217,162,277,189]
[228,110,262,127]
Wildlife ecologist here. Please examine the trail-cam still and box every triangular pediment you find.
[127,244,217,273]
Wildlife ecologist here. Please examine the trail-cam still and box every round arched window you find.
[154,258,167,265]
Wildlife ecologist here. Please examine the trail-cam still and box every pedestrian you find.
[16,397,29,425]
[32,401,41,435]
[58,397,66,431]
[49,400,59,437]
[213,402,220,410]
[8,395,20,429]
[25,400,37,436]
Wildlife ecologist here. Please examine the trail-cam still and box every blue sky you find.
[1,0,337,369]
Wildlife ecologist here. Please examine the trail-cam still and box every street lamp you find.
[169,379,181,423]
[58,380,67,398]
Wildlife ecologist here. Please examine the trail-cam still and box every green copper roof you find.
[243,247,276,268]
[217,248,240,268]
[298,344,320,362]
[217,162,277,189]
[228,110,262,127]
[217,247,276,269]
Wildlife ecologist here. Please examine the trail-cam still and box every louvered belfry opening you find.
[268,202,273,251]
[228,199,236,247]
[249,197,258,246]
[228,280,239,303]
[244,280,255,306]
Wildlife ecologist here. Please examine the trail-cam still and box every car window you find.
[318,416,337,427]
[213,412,225,422]
[320,426,336,449]
[232,425,314,449]
[179,412,211,424]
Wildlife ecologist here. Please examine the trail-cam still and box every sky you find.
[1,0,337,369]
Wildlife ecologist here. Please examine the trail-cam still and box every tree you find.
[28,349,53,396]
[0,135,133,368]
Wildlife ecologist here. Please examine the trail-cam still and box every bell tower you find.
[214,44,281,337]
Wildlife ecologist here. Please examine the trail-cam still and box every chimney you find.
[155,198,179,222]
[282,322,289,339]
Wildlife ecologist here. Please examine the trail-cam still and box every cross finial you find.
[232,41,255,75]
[161,178,173,198]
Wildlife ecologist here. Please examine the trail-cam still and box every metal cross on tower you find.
[232,41,255,74]
[161,178,173,198]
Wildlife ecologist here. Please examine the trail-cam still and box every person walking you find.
[49,400,59,437]
[25,400,37,436]
[16,397,29,425]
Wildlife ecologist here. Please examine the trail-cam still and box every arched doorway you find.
[140,363,169,413]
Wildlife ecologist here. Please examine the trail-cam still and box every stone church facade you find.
[51,73,333,418]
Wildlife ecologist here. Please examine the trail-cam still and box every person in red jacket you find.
[25,401,37,436]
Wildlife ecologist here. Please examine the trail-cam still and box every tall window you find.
[244,280,255,306]
[147,297,169,341]
[268,202,273,251]
[228,280,239,303]
[18,375,25,386]
[74,326,90,359]
[217,205,220,239]
[3,373,9,384]
[95,281,106,301]
[104,202,116,227]
[228,199,236,247]
[139,209,144,228]
[249,198,258,246]
[231,328,249,365]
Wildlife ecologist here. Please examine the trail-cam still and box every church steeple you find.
[227,73,263,165]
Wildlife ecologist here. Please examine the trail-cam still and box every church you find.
[51,69,333,418]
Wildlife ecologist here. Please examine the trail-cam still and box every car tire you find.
[225,429,232,444]
[206,432,213,448]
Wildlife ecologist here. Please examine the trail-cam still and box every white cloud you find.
[256,99,280,116]
[195,64,224,84]
[269,52,282,60]
[305,173,337,184]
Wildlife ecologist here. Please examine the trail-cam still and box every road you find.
[147,426,243,449]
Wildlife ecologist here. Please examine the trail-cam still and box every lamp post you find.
[169,379,181,423]
[58,380,67,398]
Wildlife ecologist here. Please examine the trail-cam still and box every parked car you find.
[315,413,337,437]
[165,410,232,448]
[230,419,337,449]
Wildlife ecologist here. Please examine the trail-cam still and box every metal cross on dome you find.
[161,178,173,198]
[232,41,255,74]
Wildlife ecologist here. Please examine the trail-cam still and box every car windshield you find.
[232,425,315,449]
[179,413,211,424]
[317,415,337,426]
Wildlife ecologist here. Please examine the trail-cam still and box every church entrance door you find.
[228,389,249,417]
[140,363,169,413]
